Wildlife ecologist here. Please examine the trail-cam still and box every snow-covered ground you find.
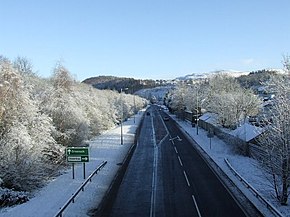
[174,117,289,217]
[0,110,145,217]
[1,108,289,217]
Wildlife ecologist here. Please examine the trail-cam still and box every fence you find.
[54,161,107,217]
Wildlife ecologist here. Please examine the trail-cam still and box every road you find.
[103,105,253,217]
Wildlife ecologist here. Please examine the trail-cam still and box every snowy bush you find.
[0,187,29,207]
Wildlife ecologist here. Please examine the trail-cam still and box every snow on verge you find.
[0,110,145,217]
[174,116,290,217]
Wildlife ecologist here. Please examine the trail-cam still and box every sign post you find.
[207,128,214,149]
[66,147,89,179]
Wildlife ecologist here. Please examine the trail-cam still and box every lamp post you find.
[133,94,136,124]
[120,88,128,145]
[195,85,199,135]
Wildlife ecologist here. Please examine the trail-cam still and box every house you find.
[198,112,265,155]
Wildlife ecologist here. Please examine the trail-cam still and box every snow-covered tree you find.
[41,65,89,146]
[168,83,187,112]
[168,73,260,127]
[206,73,260,127]
[258,56,290,205]
[0,56,146,196]
[13,56,35,76]
[0,58,61,191]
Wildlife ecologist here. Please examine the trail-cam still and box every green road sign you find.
[66,147,89,163]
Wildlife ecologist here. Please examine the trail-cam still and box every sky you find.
[1,0,290,81]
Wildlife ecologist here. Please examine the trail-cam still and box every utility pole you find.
[120,88,128,145]
[133,94,136,124]
[196,86,199,135]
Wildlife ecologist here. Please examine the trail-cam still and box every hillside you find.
[82,76,168,93]
[82,69,285,101]
[174,70,250,81]
[236,69,285,88]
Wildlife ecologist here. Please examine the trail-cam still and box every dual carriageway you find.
[98,105,261,217]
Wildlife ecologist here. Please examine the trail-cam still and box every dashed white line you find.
[192,195,202,217]
[183,171,190,187]
[178,156,183,167]
[174,146,178,154]
[162,113,200,217]
[150,114,158,217]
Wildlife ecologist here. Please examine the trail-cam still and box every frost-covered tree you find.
[13,56,35,76]
[208,72,240,94]
[258,56,290,205]
[51,62,74,92]
[168,73,260,127]
[168,83,187,112]
[183,81,208,115]
[282,54,290,72]
[206,73,260,127]
[0,56,147,197]
[42,64,89,146]
[0,58,61,191]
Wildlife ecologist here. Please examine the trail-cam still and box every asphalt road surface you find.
[105,105,251,217]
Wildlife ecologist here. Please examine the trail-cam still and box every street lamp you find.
[188,83,199,135]
[133,94,136,124]
[195,86,199,135]
[120,88,128,145]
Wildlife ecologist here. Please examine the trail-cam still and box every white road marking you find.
[174,146,178,154]
[192,195,202,217]
[178,156,183,167]
[157,112,169,146]
[183,171,190,187]
[150,114,158,217]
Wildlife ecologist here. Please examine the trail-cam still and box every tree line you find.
[165,73,261,128]
[0,56,147,196]
[165,56,290,205]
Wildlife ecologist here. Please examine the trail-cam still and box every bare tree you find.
[282,54,290,72]
[13,56,34,76]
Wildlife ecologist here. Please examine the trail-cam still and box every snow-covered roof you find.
[200,113,264,142]
[199,112,218,125]
[230,123,265,142]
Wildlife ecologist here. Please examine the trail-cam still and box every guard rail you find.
[54,161,107,217]
[225,158,284,217]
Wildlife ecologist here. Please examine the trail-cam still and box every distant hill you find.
[237,69,285,88]
[174,70,250,81]
[82,69,285,93]
[82,76,168,93]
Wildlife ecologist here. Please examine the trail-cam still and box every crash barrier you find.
[54,161,107,217]
[225,158,284,217]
